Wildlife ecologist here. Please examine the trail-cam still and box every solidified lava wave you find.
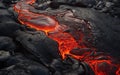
[14,0,120,75]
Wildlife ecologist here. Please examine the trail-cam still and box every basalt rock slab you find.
[0,50,11,67]
[0,1,6,9]
[0,37,16,52]
[0,7,17,23]
[15,30,61,65]
[0,9,11,16]
[0,54,50,75]
[0,22,21,37]
[2,0,19,7]
[0,15,15,23]
[51,0,96,7]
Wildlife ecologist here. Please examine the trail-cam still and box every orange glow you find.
[18,11,59,33]
[14,0,58,33]
[48,32,79,59]
[14,0,120,75]
[25,0,36,4]
[87,60,113,75]
[116,67,120,75]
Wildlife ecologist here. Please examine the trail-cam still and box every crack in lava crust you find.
[14,0,120,75]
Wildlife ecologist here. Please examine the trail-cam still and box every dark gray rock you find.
[36,0,51,4]
[15,30,61,65]
[0,37,16,52]
[105,2,114,8]
[2,0,19,7]
[0,54,50,75]
[52,0,96,7]
[95,1,105,10]
[75,0,96,7]
[29,65,50,75]
[0,50,10,57]
[49,0,88,9]
[0,8,16,23]
[0,9,11,16]
[0,50,10,62]
[0,22,21,36]
[33,1,51,10]
[0,1,6,9]
[0,15,14,23]
[8,7,19,21]
[0,51,19,69]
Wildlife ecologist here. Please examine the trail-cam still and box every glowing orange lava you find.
[14,0,58,33]
[14,0,120,75]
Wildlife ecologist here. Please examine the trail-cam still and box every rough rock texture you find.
[0,0,120,75]
[50,56,95,75]
[0,1,21,37]
[0,37,16,53]
[0,2,6,9]
[0,22,21,37]
[0,54,50,75]
[15,30,61,65]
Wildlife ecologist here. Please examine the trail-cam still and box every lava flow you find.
[14,0,120,75]
[14,0,59,33]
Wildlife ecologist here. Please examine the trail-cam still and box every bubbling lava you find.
[14,0,120,75]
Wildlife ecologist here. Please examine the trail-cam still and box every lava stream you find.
[14,0,120,75]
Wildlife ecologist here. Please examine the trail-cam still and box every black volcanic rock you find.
[2,0,19,6]
[0,54,50,75]
[29,65,50,75]
[0,15,15,23]
[0,51,11,66]
[15,30,61,65]
[51,0,96,7]
[0,22,21,37]
[0,7,17,23]
[49,0,87,9]
[0,1,6,9]
[0,9,11,16]
[0,37,16,52]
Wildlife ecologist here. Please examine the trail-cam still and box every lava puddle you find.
[14,0,120,75]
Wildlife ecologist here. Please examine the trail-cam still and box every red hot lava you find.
[14,0,120,75]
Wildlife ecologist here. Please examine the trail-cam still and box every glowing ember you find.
[14,0,120,75]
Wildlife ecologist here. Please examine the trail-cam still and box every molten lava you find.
[14,0,58,33]
[14,0,120,75]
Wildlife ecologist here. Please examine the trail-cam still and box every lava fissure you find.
[14,0,120,75]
